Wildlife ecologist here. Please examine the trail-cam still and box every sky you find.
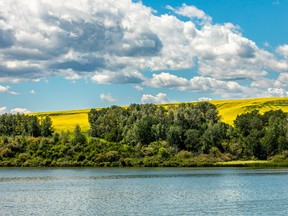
[0,0,288,113]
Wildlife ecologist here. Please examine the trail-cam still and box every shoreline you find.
[1,160,288,168]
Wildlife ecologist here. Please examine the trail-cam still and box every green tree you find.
[28,116,41,137]
[41,116,53,137]
[134,116,156,145]
[234,110,263,137]
[184,129,200,152]
[73,124,86,145]
[167,125,184,149]
[261,114,288,156]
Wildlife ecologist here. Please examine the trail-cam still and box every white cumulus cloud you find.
[148,72,190,88]
[0,85,19,95]
[134,85,144,91]
[0,0,287,100]
[10,108,31,114]
[266,88,287,97]
[100,93,117,102]
[0,0,286,86]
[166,4,212,24]
[141,93,169,104]
[147,72,247,98]
[92,69,145,84]
[198,97,212,101]
[0,107,8,115]
[277,44,288,59]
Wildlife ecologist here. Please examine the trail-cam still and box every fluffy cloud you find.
[0,85,18,94]
[0,107,7,115]
[147,72,246,97]
[198,97,212,101]
[100,93,117,102]
[10,108,31,114]
[251,73,288,91]
[277,45,288,59]
[148,72,190,88]
[266,88,287,97]
[0,0,288,102]
[0,0,165,82]
[277,73,288,87]
[92,69,145,84]
[134,85,144,91]
[0,106,31,115]
[251,77,282,89]
[141,93,169,104]
[189,76,245,93]
[0,0,286,85]
[0,85,10,93]
[166,4,212,24]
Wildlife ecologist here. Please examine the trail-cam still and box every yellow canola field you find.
[212,97,288,125]
[31,97,288,133]
[33,109,91,133]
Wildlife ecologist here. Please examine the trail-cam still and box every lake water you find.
[1,168,288,216]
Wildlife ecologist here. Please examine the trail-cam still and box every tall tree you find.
[28,116,41,137]
[41,116,53,137]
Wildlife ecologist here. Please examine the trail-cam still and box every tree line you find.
[88,102,288,160]
[0,102,288,167]
[0,114,53,137]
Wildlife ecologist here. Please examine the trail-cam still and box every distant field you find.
[33,109,91,133]
[32,97,288,133]
[213,97,288,125]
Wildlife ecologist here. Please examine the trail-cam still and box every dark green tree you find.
[167,125,184,149]
[72,124,86,145]
[28,116,41,137]
[41,116,53,137]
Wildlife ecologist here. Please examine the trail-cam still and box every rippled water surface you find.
[1,168,288,215]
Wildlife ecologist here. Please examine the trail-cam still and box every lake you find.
[0,168,288,215]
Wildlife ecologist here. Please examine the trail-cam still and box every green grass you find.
[31,97,288,133]
[215,160,288,168]
[216,160,268,165]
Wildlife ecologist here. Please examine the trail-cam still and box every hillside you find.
[34,109,91,133]
[32,97,288,133]
[213,98,288,125]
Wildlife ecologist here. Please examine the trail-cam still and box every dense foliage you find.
[0,114,53,137]
[88,103,288,161]
[1,102,288,167]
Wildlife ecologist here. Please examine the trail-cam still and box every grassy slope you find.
[32,97,288,133]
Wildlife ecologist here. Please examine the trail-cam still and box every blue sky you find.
[0,0,288,113]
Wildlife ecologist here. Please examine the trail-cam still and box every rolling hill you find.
[32,97,288,133]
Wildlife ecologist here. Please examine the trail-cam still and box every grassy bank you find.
[215,160,288,167]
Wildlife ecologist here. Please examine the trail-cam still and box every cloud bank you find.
[0,0,287,99]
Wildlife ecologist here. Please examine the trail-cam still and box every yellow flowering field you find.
[32,109,91,133]
[212,97,288,125]
[31,97,288,133]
